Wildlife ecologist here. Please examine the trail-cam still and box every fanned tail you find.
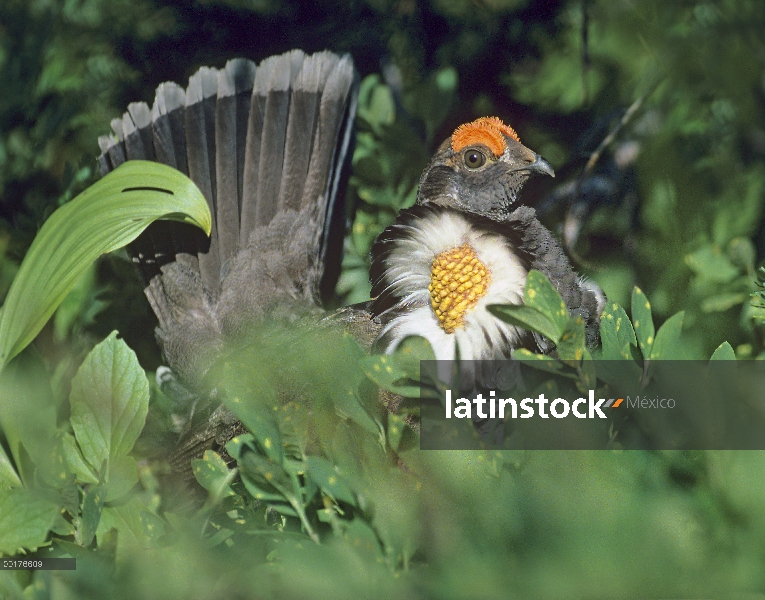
[97,49,358,388]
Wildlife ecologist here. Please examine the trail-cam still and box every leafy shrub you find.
[3,0,765,597]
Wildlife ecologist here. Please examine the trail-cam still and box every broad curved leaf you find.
[0,161,210,369]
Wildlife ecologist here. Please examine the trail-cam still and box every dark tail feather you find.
[278,51,337,214]
[96,119,127,177]
[151,82,200,274]
[215,59,256,268]
[185,67,220,292]
[239,63,266,242]
[151,82,188,175]
[123,102,155,161]
[301,53,352,212]
[252,51,300,228]
[308,54,358,302]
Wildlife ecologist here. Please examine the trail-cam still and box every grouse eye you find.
[464,149,486,169]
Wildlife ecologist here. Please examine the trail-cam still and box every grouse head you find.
[417,116,554,221]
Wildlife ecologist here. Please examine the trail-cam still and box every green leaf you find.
[104,456,139,502]
[358,75,395,131]
[334,388,384,442]
[631,287,655,359]
[202,526,235,549]
[58,475,81,519]
[649,312,685,360]
[69,331,149,481]
[0,350,58,486]
[224,434,256,462]
[556,317,586,362]
[332,335,385,440]
[710,341,736,361]
[53,263,102,343]
[294,461,322,504]
[362,356,420,397]
[727,237,756,272]
[700,293,746,313]
[305,456,356,506]
[513,349,568,376]
[0,444,20,490]
[0,488,59,554]
[413,67,458,141]
[341,518,387,563]
[684,245,740,283]
[50,509,76,538]
[139,511,166,545]
[44,431,73,490]
[240,476,286,503]
[387,412,406,453]
[391,335,436,376]
[599,301,637,360]
[191,450,236,500]
[238,450,290,493]
[80,485,106,547]
[269,504,299,518]
[578,348,597,390]
[225,388,283,465]
[62,433,98,485]
[97,497,152,557]
[353,156,387,186]
[524,270,570,334]
[487,305,561,344]
[362,336,434,398]
[0,161,211,369]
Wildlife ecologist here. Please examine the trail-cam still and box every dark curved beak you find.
[527,153,555,178]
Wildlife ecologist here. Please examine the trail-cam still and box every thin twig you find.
[580,75,665,183]
[565,75,666,263]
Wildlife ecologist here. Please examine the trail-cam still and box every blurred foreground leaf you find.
[363,335,435,397]
[0,488,59,554]
[192,450,237,503]
[0,445,20,490]
[0,350,58,486]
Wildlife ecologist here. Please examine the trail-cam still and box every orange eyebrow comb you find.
[451,116,520,157]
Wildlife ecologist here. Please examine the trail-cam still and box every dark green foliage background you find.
[2,0,765,597]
